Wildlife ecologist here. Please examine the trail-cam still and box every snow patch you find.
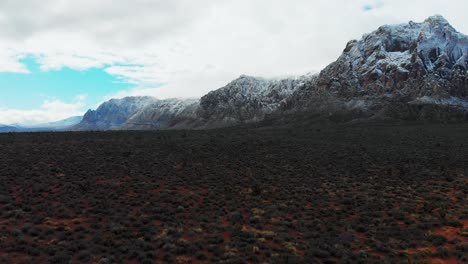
[413,96,468,108]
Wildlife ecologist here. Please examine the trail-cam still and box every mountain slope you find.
[73,15,468,131]
[0,125,18,133]
[23,116,83,130]
[283,15,468,120]
[196,74,313,128]
[122,98,200,129]
[72,96,158,130]
[112,74,313,130]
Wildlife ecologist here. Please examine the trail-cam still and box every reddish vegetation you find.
[151,179,167,193]
[0,123,467,263]
[220,216,229,227]
[446,191,458,202]
[355,232,367,244]
[222,232,231,242]
[427,256,460,264]
[462,219,468,228]
[407,246,437,254]
[433,226,464,241]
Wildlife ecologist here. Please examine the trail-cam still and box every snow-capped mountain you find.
[80,75,313,130]
[122,98,200,129]
[73,96,158,130]
[196,74,313,128]
[71,15,468,131]
[284,15,468,120]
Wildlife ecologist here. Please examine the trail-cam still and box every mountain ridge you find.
[73,96,158,130]
[71,15,468,131]
[281,14,468,120]
[23,116,83,129]
[0,116,83,133]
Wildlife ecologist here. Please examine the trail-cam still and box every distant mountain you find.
[89,74,313,130]
[72,96,158,130]
[0,125,18,133]
[0,116,83,133]
[24,116,83,130]
[70,15,468,131]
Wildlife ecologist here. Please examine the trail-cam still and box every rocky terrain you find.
[283,15,468,121]
[122,99,200,130]
[73,97,158,130]
[0,121,466,263]
[74,74,314,131]
[195,75,314,128]
[70,15,467,132]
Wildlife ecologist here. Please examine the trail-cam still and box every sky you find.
[0,0,467,125]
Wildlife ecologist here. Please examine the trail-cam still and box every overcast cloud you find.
[0,0,467,124]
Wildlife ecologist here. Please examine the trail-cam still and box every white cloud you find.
[0,0,467,104]
[0,49,30,73]
[0,96,86,125]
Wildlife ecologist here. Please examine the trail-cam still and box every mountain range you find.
[283,15,468,121]
[0,116,82,133]
[5,15,467,133]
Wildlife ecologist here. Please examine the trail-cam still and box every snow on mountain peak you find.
[423,15,450,27]
[73,16,468,131]
[341,15,467,79]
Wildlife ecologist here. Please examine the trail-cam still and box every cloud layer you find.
[0,96,85,125]
[0,0,467,124]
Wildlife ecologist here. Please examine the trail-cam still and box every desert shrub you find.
[128,249,145,261]
[428,234,447,246]
[49,251,71,264]
[26,246,41,256]
[229,211,243,223]
[442,219,463,228]
[32,216,45,225]
[208,244,222,256]
[140,258,153,264]
[46,246,58,256]
[434,246,449,258]
[207,235,224,245]
[77,250,92,261]
[10,228,21,237]
[162,253,174,263]
[271,253,301,264]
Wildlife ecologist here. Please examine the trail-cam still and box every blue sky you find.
[0,57,133,111]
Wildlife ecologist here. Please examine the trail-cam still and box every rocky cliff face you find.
[284,15,468,120]
[72,15,468,131]
[73,96,158,130]
[121,74,313,130]
[196,74,313,128]
[122,98,200,129]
